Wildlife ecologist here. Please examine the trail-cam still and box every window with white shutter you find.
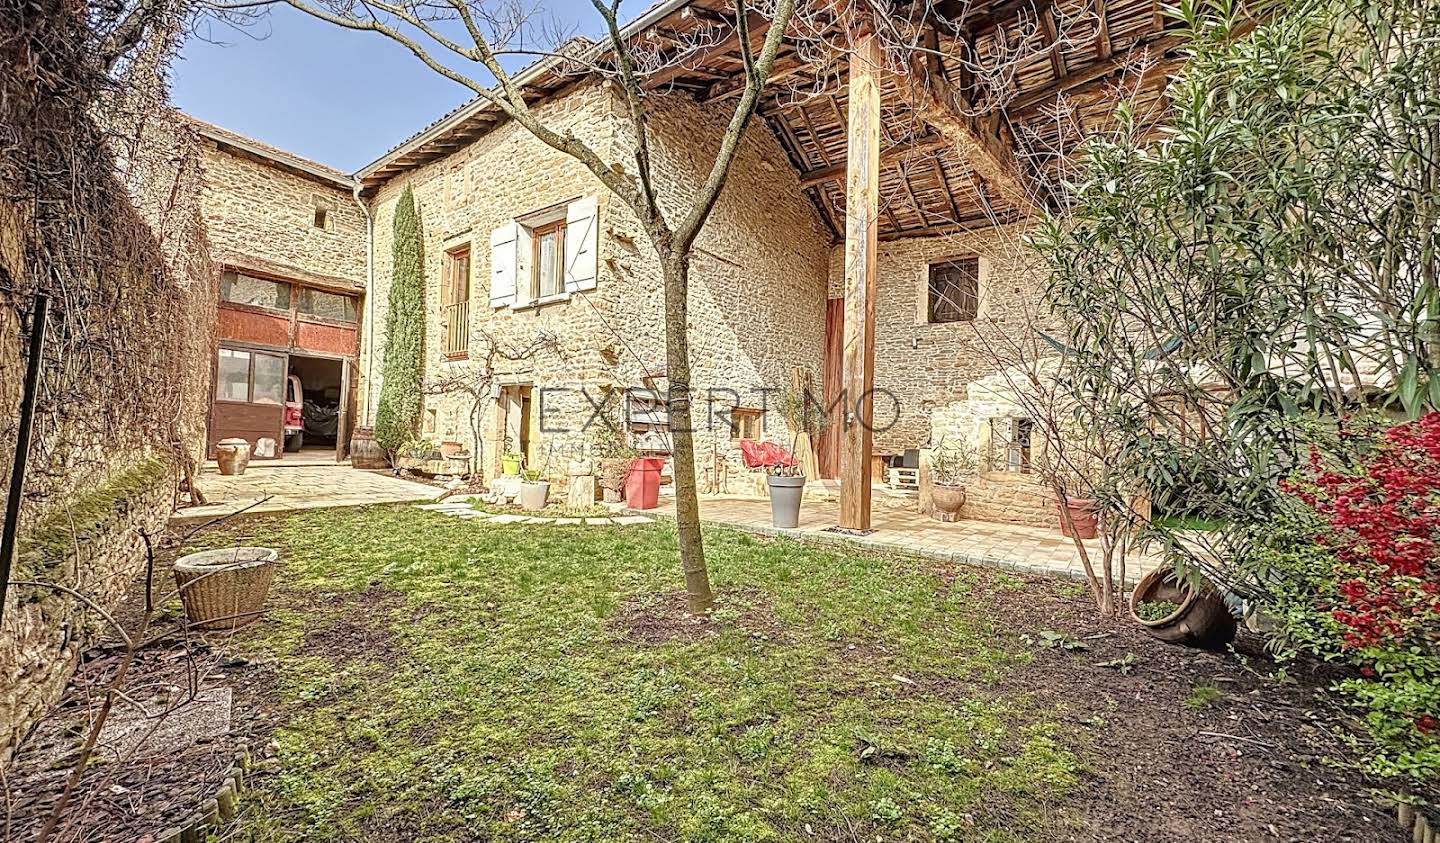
[564,195,599,293]
[489,222,518,307]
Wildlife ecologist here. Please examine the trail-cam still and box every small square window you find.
[729,407,763,442]
[927,257,979,323]
[313,208,328,230]
[989,417,1034,473]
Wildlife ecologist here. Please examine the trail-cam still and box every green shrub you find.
[374,184,424,453]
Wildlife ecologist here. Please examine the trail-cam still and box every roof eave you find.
[355,0,694,188]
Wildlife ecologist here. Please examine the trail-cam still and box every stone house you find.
[189,118,367,462]
[190,0,1178,530]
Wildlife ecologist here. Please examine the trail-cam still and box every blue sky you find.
[172,3,602,173]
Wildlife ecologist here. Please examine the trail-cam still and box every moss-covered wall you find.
[0,458,174,759]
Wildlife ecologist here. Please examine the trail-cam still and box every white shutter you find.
[564,195,599,293]
[489,222,517,307]
[514,225,534,306]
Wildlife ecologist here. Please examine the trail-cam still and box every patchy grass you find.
[1184,682,1224,711]
[194,506,1079,842]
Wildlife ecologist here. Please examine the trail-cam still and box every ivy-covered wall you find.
[0,0,216,760]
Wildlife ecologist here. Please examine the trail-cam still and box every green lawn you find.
[198,506,1082,842]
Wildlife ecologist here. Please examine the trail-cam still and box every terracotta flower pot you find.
[215,438,251,476]
[1130,566,1236,649]
[1054,497,1098,539]
[930,483,968,522]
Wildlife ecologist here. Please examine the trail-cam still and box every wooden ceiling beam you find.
[1094,0,1113,59]
[641,12,771,90]
[1007,36,1182,113]
[893,26,1041,213]
[797,134,950,188]
[1039,3,1067,79]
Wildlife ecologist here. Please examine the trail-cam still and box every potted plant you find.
[741,440,804,529]
[501,436,523,477]
[1130,566,1236,649]
[520,467,550,511]
[928,438,979,522]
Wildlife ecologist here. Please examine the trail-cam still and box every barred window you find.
[927,257,980,324]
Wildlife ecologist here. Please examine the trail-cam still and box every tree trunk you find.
[660,251,714,613]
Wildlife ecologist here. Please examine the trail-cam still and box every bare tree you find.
[206,0,805,613]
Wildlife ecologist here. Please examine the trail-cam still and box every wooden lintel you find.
[838,31,881,532]
[797,134,949,188]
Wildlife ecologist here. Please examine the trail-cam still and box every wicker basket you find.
[173,547,278,632]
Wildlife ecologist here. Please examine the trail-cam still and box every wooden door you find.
[334,358,355,463]
[818,298,844,479]
[208,345,287,459]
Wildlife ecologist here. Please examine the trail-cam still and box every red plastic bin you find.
[625,457,665,510]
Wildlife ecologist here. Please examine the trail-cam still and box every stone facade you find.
[196,131,365,287]
[359,83,831,485]
[826,225,1052,456]
[929,373,1055,528]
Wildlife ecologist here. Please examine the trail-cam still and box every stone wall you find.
[826,225,1051,455]
[360,82,832,484]
[604,92,832,475]
[362,82,623,480]
[929,372,1055,528]
[0,461,173,757]
[197,137,365,285]
[0,3,215,760]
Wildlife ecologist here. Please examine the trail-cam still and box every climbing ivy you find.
[374,184,424,454]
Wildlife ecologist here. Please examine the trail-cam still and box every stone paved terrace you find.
[170,463,444,526]
[643,494,1163,585]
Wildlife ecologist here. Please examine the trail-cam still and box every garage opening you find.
[285,354,344,457]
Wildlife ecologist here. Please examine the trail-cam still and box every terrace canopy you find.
[359,0,1182,530]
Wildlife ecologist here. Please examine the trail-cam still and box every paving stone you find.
[488,514,529,524]
[585,517,614,526]
[641,495,1160,585]
[611,515,654,525]
[553,518,582,525]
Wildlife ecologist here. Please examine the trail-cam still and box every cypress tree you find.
[374,184,424,453]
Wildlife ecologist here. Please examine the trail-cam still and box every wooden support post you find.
[838,31,881,531]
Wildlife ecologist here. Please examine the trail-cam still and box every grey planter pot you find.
[520,481,551,511]
[766,475,806,529]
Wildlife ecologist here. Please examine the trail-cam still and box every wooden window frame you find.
[926,256,980,324]
[215,347,287,406]
[728,407,763,443]
[443,245,471,359]
[529,219,567,302]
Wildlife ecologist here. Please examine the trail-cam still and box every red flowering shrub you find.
[1284,414,1440,653]
[1267,413,1440,782]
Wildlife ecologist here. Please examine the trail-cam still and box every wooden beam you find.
[1039,4,1068,79]
[796,104,834,166]
[895,35,1041,213]
[838,30,881,532]
[703,50,822,101]
[1007,36,1183,113]
[641,13,770,89]
[797,134,949,188]
[1094,0,1113,59]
